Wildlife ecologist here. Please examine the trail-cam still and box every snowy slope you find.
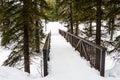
[0,47,11,66]
[0,22,119,80]
[0,66,32,80]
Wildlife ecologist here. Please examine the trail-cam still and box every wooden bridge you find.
[42,29,106,77]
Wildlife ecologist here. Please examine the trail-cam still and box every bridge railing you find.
[42,32,51,77]
[59,29,106,76]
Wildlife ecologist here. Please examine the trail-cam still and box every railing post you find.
[42,32,51,77]
[100,48,106,76]
[43,49,48,77]
[95,50,100,71]
[48,33,51,61]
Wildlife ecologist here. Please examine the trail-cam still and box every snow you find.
[0,47,11,65]
[46,30,101,80]
[0,22,120,80]
[0,66,31,80]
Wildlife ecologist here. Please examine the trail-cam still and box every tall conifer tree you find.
[0,0,48,73]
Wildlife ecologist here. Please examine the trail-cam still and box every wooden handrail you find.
[59,29,106,77]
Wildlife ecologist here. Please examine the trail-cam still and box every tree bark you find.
[23,0,31,73]
[23,24,30,73]
[89,20,92,37]
[69,1,73,34]
[34,0,40,53]
[35,20,40,53]
[75,20,79,36]
[96,0,102,45]
[95,0,102,73]
[110,17,115,41]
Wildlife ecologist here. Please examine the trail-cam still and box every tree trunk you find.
[69,1,73,34]
[35,20,40,53]
[108,18,111,34]
[108,17,115,41]
[89,20,92,37]
[34,0,40,53]
[110,17,115,41]
[75,20,79,36]
[23,24,30,73]
[95,0,102,72]
[96,0,102,45]
[23,0,31,73]
[45,20,47,31]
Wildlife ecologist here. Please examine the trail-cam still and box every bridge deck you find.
[47,32,100,80]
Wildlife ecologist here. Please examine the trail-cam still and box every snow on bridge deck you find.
[43,22,119,80]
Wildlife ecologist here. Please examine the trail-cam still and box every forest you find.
[0,0,119,74]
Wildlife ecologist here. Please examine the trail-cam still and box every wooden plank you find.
[75,40,82,50]
[81,42,90,61]
[43,49,48,76]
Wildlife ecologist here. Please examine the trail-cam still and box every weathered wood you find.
[81,42,89,61]
[100,48,106,76]
[75,40,82,50]
[43,49,48,76]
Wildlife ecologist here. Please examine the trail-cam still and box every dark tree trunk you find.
[89,20,92,37]
[23,0,31,73]
[23,25,30,73]
[45,20,47,31]
[75,20,79,36]
[108,19,111,34]
[110,17,115,41]
[34,1,40,53]
[108,18,115,41]
[69,1,73,34]
[95,0,102,72]
[96,0,102,45]
[35,20,40,53]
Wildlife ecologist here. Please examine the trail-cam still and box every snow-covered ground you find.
[0,22,120,80]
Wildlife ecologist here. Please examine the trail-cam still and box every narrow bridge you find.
[42,29,106,78]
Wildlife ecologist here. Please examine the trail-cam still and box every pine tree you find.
[0,0,48,73]
[103,0,120,55]
[104,0,120,41]
[56,0,73,33]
